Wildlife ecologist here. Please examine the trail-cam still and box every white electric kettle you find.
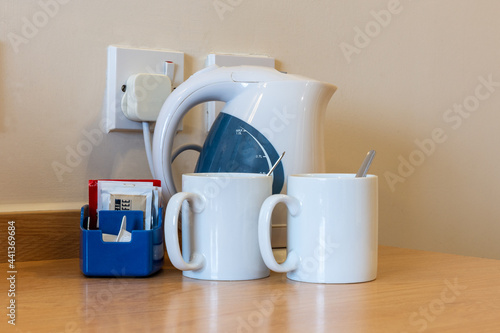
[152,65,337,202]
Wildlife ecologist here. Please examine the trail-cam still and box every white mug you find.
[258,173,378,284]
[165,173,272,281]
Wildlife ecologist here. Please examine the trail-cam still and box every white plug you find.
[121,73,172,122]
[120,63,177,178]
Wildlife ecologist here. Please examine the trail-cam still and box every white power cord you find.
[142,122,155,178]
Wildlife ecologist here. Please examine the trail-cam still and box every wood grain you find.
[0,210,80,262]
[1,246,499,332]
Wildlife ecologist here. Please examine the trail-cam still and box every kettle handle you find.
[152,65,245,202]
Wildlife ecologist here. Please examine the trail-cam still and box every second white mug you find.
[258,173,378,284]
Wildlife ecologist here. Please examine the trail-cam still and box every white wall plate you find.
[204,53,275,132]
[105,46,184,132]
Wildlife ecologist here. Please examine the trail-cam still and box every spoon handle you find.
[267,152,286,176]
[356,150,376,178]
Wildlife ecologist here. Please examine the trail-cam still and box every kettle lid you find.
[228,65,318,83]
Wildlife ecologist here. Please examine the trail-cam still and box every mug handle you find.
[258,194,301,273]
[165,192,205,271]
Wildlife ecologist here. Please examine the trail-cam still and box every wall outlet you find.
[204,53,275,132]
[105,46,184,132]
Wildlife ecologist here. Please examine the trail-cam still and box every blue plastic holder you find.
[79,205,164,277]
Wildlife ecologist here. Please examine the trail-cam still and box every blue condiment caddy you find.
[79,205,164,277]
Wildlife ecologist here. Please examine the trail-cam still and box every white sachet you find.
[102,216,132,242]
[98,181,155,229]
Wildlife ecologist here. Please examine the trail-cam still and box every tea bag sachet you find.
[97,181,159,230]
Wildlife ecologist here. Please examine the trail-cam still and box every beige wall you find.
[1,0,500,259]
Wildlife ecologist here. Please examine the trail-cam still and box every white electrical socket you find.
[105,46,184,132]
[204,54,275,132]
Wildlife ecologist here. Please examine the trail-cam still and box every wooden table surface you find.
[2,246,500,332]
